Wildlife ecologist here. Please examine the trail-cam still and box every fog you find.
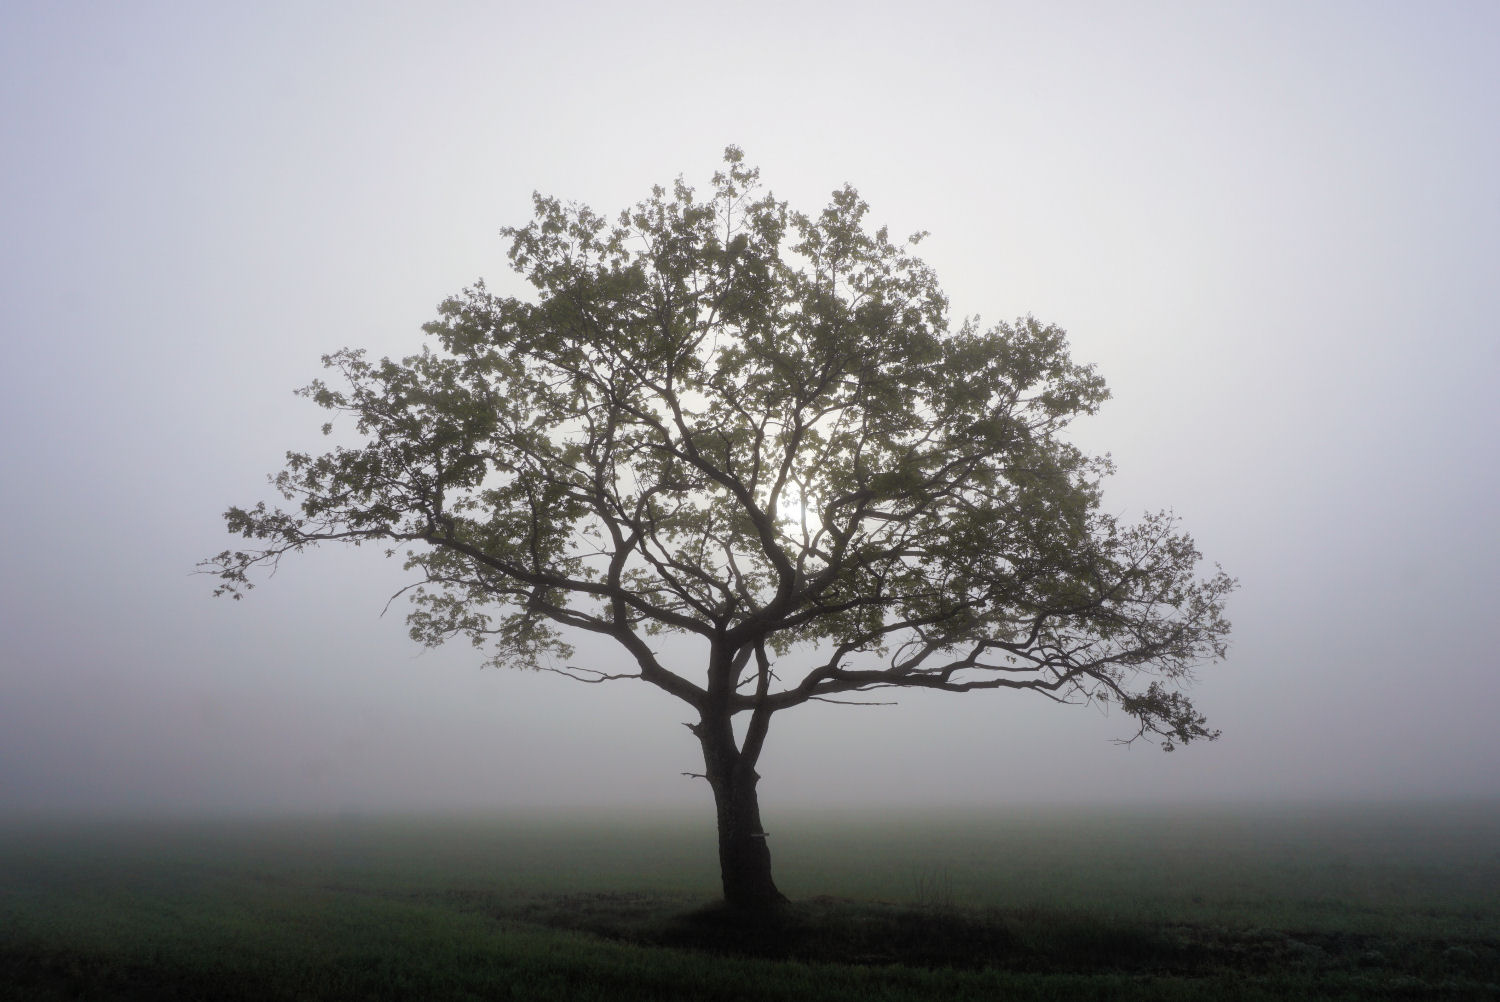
[3,2,1496,818]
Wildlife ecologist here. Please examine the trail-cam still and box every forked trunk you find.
[696,711,786,911]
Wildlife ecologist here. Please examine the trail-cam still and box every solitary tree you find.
[208,148,1234,911]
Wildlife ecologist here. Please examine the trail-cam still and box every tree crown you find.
[210,147,1234,749]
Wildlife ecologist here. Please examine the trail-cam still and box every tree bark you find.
[695,710,786,911]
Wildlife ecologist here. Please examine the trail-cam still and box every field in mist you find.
[3,802,1497,1000]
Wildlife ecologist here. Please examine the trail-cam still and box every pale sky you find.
[2,1,1497,816]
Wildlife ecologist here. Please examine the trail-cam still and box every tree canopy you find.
[211,147,1233,751]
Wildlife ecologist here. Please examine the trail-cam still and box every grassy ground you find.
[2,803,1497,1000]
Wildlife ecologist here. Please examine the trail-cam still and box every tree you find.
[207,148,1235,911]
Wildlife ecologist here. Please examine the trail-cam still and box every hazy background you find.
[3,1,1496,817]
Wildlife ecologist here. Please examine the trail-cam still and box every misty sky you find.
[2,1,1496,817]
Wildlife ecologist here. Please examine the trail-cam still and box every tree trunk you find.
[695,711,786,911]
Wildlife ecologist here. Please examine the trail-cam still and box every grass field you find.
[2,802,1497,999]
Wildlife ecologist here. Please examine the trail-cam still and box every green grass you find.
[2,803,1497,1000]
